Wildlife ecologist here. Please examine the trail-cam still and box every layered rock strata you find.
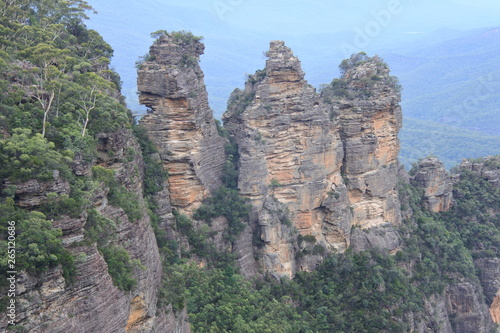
[138,33,226,212]
[223,43,405,278]
[335,55,403,230]
[6,129,188,332]
[223,41,349,277]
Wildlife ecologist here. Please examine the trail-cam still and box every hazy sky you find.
[87,0,500,112]
[138,0,500,34]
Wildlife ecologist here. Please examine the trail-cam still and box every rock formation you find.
[138,32,226,213]
[445,282,495,333]
[3,28,500,331]
[223,43,404,278]
[410,156,453,212]
[476,258,500,324]
[5,129,190,332]
[223,41,348,277]
[459,156,500,326]
[334,53,403,229]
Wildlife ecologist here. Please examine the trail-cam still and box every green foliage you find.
[0,128,71,182]
[269,178,281,189]
[83,209,116,246]
[302,234,317,244]
[332,53,399,100]
[161,248,421,332]
[180,54,198,68]
[0,198,76,283]
[387,75,402,93]
[440,166,500,258]
[193,186,250,242]
[398,182,476,295]
[0,2,128,140]
[247,68,266,85]
[172,209,231,263]
[92,166,142,222]
[132,124,168,196]
[134,52,155,69]
[321,78,349,102]
[100,245,137,291]
[227,88,255,116]
[339,51,369,75]
[150,30,168,40]
[169,30,203,44]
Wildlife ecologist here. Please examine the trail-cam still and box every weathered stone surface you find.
[3,129,188,333]
[224,41,347,277]
[350,224,401,253]
[410,156,453,212]
[459,156,500,325]
[223,45,406,278]
[446,282,496,333]
[409,294,453,333]
[138,33,226,213]
[336,55,403,229]
[5,169,70,207]
[258,196,297,278]
[459,156,500,188]
[475,250,500,325]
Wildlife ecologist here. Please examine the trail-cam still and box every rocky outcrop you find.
[334,54,403,230]
[410,156,453,212]
[446,282,496,333]
[223,44,404,278]
[223,41,348,277]
[350,224,401,253]
[6,129,189,333]
[459,156,500,188]
[5,170,70,208]
[475,258,500,324]
[138,32,226,213]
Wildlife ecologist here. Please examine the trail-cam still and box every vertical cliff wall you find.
[410,156,453,213]
[138,32,226,213]
[4,129,189,333]
[223,41,348,277]
[335,55,403,230]
[223,43,404,278]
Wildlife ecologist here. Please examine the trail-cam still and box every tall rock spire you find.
[332,53,403,229]
[138,32,226,212]
[224,41,349,277]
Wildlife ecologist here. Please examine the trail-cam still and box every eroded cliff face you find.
[6,129,189,333]
[222,43,404,278]
[223,41,348,277]
[138,33,226,213]
[335,55,403,231]
[410,156,453,213]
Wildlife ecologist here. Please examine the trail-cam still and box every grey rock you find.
[410,156,453,212]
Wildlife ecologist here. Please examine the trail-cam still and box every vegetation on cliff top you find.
[0,0,139,294]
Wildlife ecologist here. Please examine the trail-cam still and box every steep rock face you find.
[138,33,226,213]
[6,129,188,333]
[475,258,500,324]
[5,170,70,208]
[223,41,348,278]
[410,156,453,212]
[335,55,403,230]
[446,282,496,333]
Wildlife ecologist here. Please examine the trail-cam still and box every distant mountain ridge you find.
[86,4,499,168]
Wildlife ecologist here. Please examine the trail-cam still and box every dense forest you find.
[0,1,499,332]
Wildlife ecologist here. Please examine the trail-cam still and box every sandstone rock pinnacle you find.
[138,32,226,212]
